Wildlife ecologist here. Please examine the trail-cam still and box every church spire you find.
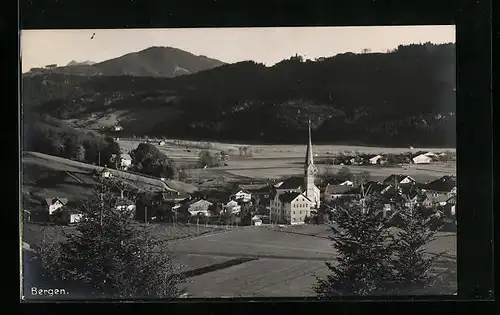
[305,119,314,166]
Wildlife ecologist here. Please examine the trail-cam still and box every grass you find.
[168,224,456,297]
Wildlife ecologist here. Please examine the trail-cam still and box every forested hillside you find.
[23,43,456,147]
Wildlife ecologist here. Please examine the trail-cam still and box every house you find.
[382,174,416,186]
[412,154,432,164]
[45,197,69,215]
[251,215,263,226]
[324,184,356,202]
[224,200,241,214]
[68,209,83,224]
[186,199,213,216]
[159,141,166,146]
[339,180,354,187]
[422,175,456,195]
[368,154,384,165]
[120,153,132,169]
[100,168,113,178]
[271,192,314,225]
[233,190,252,203]
[113,125,123,132]
[423,191,449,207]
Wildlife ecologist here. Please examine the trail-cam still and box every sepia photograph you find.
[20,26,456,300]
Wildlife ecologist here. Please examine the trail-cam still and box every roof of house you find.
[412,153,432,159]
[45,197,68,206]
[187,199,213,207]
[324,184,353,195]
[252,215,262,221]
[279,192,309,203]
[277,176,304,190]
[382,174,415,184]
[235,189,252,195]
[424,176,456,192]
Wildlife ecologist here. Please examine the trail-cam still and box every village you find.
[22,122,457,230]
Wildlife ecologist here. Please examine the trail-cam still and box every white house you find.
[101,168,113,178]
[45,197,68,215]
[69,212,83,224]
[187,199,213,217]
[369,155,384,164]
[159,141,166,146]
[113,125,123,132]
[339,180,354,187]
[412,154,432,164]
[271,192,314,225]
[224,200,241,214]
[234,190,252,202]
[252,215,263,226]
[423,152,438,158]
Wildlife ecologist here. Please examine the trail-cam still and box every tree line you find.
[24,43,456,147]
[23,113,121,167]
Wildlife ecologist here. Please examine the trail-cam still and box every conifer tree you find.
[389,195,444,294]
[38,178,185,298]
[314,194,396,296]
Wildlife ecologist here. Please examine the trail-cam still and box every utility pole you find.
[145,205,148,224]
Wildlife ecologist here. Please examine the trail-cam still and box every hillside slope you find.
[24,46,226,78]
[23,43,456,147]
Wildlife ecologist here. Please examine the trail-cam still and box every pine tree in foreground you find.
[314,195,395,296]
[38,178,185,298]
[390,196,445,294]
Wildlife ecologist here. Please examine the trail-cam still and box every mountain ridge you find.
[25,46,226,77]
[22,43,456,147]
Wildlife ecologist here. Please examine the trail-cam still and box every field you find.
[169,224,456,297]
[117,139,456,184]
[22,151,198,194]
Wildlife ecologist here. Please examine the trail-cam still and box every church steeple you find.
[305,119,314,166]
[304,119,319,208]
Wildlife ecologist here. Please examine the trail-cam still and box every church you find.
[269,121,321,225]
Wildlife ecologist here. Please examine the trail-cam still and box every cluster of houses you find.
[322,174,456,217]
[333,151,454,166]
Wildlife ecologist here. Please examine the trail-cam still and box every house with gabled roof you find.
[271,191,314,225]
[45,197,69,215]
[382,174,416,186]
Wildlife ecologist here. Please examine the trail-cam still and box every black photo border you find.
[15,0,494,313]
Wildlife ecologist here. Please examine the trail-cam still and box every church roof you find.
[277,176,303,190]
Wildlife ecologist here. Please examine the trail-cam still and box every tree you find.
[208,203,221,217]
[314,196,395,296]
[336,167,354,182]
[390,197,445,293]
[37,179,185,298]
[130,143,177,179]
[75,144,86,162]
[198,150,223,168]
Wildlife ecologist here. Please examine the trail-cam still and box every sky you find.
[21,25,455,73]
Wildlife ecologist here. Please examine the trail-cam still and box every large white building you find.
[270,121,321,225]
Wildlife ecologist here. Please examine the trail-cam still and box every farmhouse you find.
[224,200,241,214]
[68,209,83,224]
[100,167,113,178]
[251,215,263,226]
[233,190,252,203]
[382,174,415,186]
[412,153,432,164]
[269,121,321,224]
[272,191,314,225]
[323,184,357,202]
[45,197,68,215]
[186,199,213,216]
[368,154,384,164]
